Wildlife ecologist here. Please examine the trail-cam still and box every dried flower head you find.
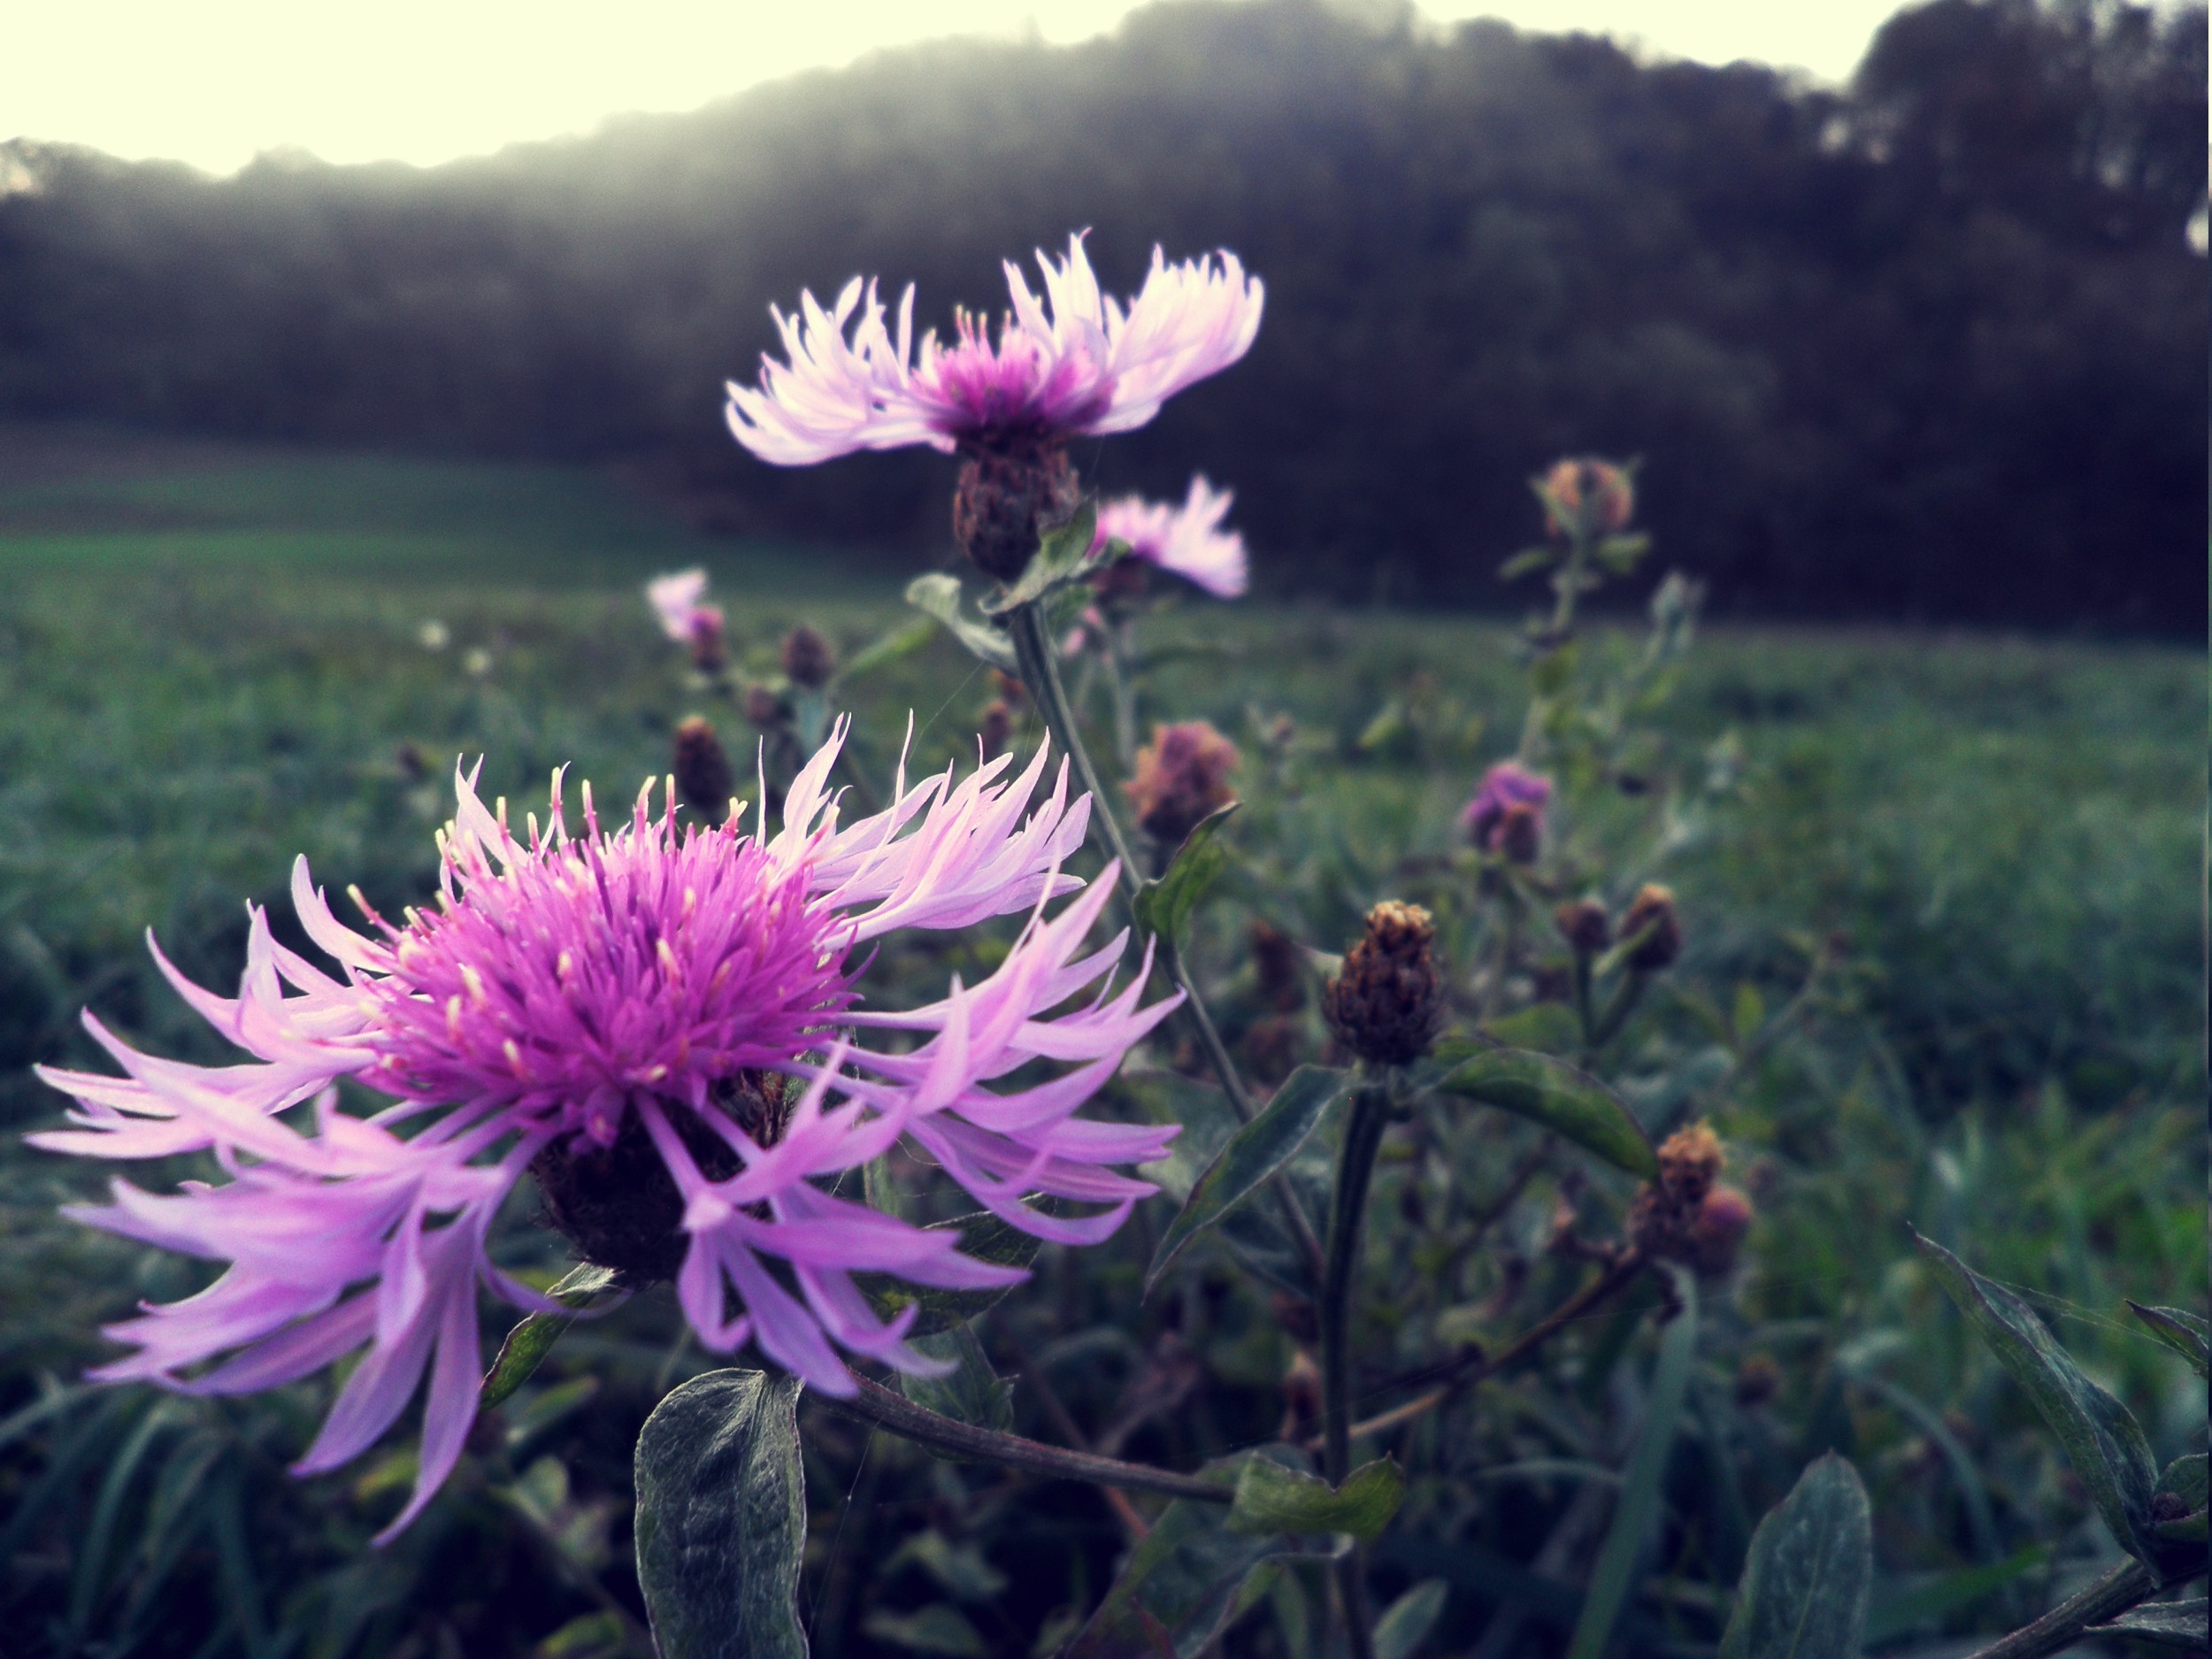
[1093,475,1248,598]
[1463,761,1553,853]
[1323,901,1441,1067]
[1555,898,1611,956]
[34,728,1180,1539]
[672,716,735,822]
[1630,1122,1752,1275]
[1540,457,1635,539]
[780,625,836,690]
[1620,883,1683,971]
[1125,721,1240,847]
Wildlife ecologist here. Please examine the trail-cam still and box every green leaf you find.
[1498,546,1555,581]
[835,616,937,687]
[887,1529,1009,1602]
[979,502,1102,615]
[633,1369,807,1659]
[906,572,1017,672]
[1145,1065,1349,1296]
[858,1210,1043,1336]
[897,1325,1014,1441]
[2126,1302,2211,1379]
[1594,532,1651,574]
[1372,1579,1448,1659]
[1479,1002,1583,1056]
[1567,1272,1699,1659]
[2154,1453,2208,1548]
[1911,1229,2162,1564]
[480,1263,623,1410]
[1132,803,1239,944]
[1427,1047,1658,1179]
[1863,1546,2049,1645]
[1717,1453,1872,1659]
[1226,1456,1403,1541]
[2086,1599,2208,1648]
[862,1604,989,1657]
[1730,982,1765,1046]
[1062,1454,1342,1659]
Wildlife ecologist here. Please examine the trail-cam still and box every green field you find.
[0,435,2202,1656]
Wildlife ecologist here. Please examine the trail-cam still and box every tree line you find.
[0,0,2202,630]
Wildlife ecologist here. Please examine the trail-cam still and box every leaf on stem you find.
[835,616,939,687]
[1910,1229,2162,1565]
[979,502,1102,615]
[858,1210,1043,1336]
[1498,547,1555,580]
[1425,1045,1659,1179]
[896,1325,1015,1443]
[2085,1599,2208,1648]
[906,573,1017,672]
[1133,803,1240,945]
[1717,1453,1872,1659]
[1225,1455,1404,1541]
[1144,1065,1349,1297]
[480,1263,626,1409]
[1372,1579,1449,1659]
[2126,1302,2211,1379]
[633,1369,807,1659]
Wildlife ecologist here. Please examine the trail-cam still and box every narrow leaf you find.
[2127,1302,2211,1379]
[1226,1456,1403,1541]
[481,1263,624,1409]
[1911,1229,2161,1563]
[1718,1453,1872,1659]
[1498,546,1555,580]
[1145,1065,1349,1296]
[906,572,1017,672]
[979,501,1101,614]
[835,616,937,686]
[1429,1048,1658,1179]
[633,1369,807,1659]
[1132,803,1239,944]
[1566,1272,1699,1659]
[1372,1579,1448,1659]
[897,1325,1014,1442]
[2085,1599,2208,1648]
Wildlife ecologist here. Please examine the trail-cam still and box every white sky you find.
[4,1,1922,177]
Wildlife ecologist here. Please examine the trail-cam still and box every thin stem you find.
[1591,969,1650,1051]
[812,1376,1230,1504]
[1321,1081,1392,1659]
[1007,599,1326,1283]
[1960,1558,2158,1659]
[1104,618,1140,768]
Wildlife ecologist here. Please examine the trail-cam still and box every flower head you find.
[35,726,1179,1539]
[1323,902,1441,1067]
[646,569,726,671]
[724,234,1263,466]
[1094,476,1248,599]
[1539,457,1636,540]
[1462,761,1553,853]
[1125,721,1240,847]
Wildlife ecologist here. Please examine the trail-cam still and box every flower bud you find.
[745,685,787,729]
[672,717,734,823]
[1629,1121,1752,1276]
[1494,801,1542,864]
[1323,901,1442,1067]
[1733,1355,1780,1407]
[1250,920,1307,1013]
[978,699,1015,762]
[1619,884,1683,971]
[989,668,1028,708]
[780,624,835,689]
[1540,457,1635,540]
[952,443,1079,582]
[1555,898,1611,956]
[1125,721,1240,847]
[1463,761,1552,854]
[687,606,727,674]
[1687,1184,1755,1275]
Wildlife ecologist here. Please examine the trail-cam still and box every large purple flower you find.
[35,726,1179,1539]
[1094,475,1248,599]
[724,234,1263,466]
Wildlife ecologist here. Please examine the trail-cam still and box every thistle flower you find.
[35,727,1179,1540]
[1540,457,1636,540]
[1092,475,1248,599]
[1462,761,1553,853]
[646,569,726,671]
[1323,901,1441,1067]
[1125,721,1240,848]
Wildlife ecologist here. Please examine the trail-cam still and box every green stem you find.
[1960,1558,2159,1659]
[1007,599,1326,1281]
[1592,968,1650,1051]
[1104,617,1140,769]
[1320,1080,1392,1659]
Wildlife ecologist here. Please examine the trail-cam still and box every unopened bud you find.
[687,607,727,674]
[989,668,1028,708]
[672,718,734,822]
[744,685,787,729]
[1630,1121,1750,1276]
[1495,801,1542,864]
[1250,920,1306,1013]
[1540,457,1635,539]
[978,700,1015,761]
[1620,884,1682,971]
[952,443,1079,582]
[1125,721,1240,847]
[780,624,835,689]
[1687,1184,1755,1275]
[1555,898,1611,956]
[1323,901,1441,1067]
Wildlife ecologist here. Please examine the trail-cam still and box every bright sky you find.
[5,1,1921,177]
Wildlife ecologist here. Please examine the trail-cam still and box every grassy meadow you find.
[0,431,2202,1656]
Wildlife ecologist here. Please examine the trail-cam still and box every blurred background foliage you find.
[0,0,2204,631]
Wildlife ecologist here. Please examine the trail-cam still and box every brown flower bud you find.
[1630,1121,1752,1276]
[952,442,1079,582]
[1733,1354,1780,1407]
[1250,920,1306,1013]
[1620,883,1683,971]
[978,700,1015,761]
[1125,721,1240,847]
[1540,457,1636,539]
[1323,901,1442,1067]
[988,668,1028,708]
[687,608,727,675]
[672,717,734,823]
[1687,1184,1755,1275]
[744,685,787,729]
[780,624,835,689]
[1555,898,1611,956]
[1494,800,1543,864]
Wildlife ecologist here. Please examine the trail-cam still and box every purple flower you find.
[1094,476,1248,599]
[1461,761,1553,851]
[35,726,1179,1539]
[723,234,1263,466]
[646,568,714,641]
